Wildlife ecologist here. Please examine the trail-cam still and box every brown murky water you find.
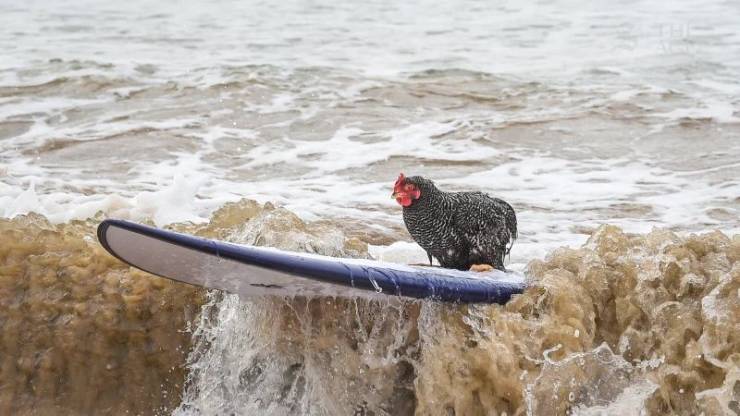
[0,214,203,415]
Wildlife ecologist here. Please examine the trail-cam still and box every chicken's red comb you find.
[394,173,406,188]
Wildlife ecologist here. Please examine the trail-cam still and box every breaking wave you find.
[3,200,736,415]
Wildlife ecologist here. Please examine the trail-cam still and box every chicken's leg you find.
[469,264,494,272]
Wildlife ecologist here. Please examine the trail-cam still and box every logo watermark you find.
[613,22,697,54]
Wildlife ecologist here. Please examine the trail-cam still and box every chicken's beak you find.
[391,192,399,199]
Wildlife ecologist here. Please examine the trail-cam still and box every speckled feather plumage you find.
[400,176,517,271]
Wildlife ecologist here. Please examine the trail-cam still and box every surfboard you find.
[97,219,526,304]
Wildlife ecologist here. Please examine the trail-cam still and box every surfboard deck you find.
[97,219,526,304]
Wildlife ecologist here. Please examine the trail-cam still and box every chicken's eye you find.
[405,185,413,191]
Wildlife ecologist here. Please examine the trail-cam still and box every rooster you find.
[392,173,517,272]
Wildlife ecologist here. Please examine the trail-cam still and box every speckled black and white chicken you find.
[392,173,517,272]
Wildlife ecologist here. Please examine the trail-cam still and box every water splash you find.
[175,294,419,416]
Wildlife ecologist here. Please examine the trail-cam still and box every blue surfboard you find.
[97,219,526,304]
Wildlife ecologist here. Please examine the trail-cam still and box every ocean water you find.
[0,0,738,415]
